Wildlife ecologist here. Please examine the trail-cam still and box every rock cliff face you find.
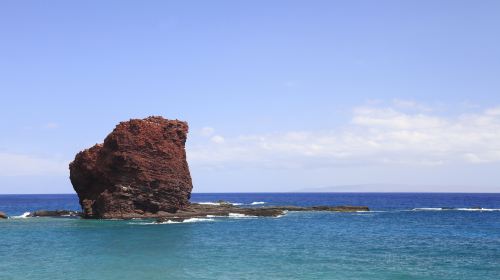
[69,116,193,219]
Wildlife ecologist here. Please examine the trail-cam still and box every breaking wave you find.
[250,202,266,205]
[412,207,500,212]
[130,217,215,225]
[11,212,31,219]
[197,202,243,206]
[197,202,221,205]
[159,218,215,224]
[228,213,257,218]
[196,201,265,206]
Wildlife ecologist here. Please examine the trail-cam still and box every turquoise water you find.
[1,193,500,279]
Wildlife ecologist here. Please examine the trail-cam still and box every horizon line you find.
[1,191,499,195]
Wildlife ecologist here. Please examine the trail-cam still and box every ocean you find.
[1,193,499,280]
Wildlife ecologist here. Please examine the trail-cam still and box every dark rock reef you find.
[0,211,7,219]
[28,210,81,218]
[22,204,369,220]
[22,203,368,221]
[155,202,369,223]
[69,116,193,219]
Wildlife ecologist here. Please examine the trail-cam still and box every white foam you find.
[228,213,257,218]
[197,202,220,205]
[412,208,443,211]
[178,217,214,223]
[131,217,215,225]
[250,202,266,205]
[205,215,228,218]
[197,201,243,206]
[11,212,31,218]
[131,221,159,225]
[412,207,500,212]
[455,208,500,212]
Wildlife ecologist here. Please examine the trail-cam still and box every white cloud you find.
[43,122,59,129]
[188,104,500,168]
[211,135,225,144]
[485,107,500,116]
[0,153,68,176]
[200,126,215,137]
[352,107,445,129]
[199,127,225,144]
[392,99,432,112]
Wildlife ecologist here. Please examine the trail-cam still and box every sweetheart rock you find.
[69,116,193,219]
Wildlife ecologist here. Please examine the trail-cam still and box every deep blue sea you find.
[1,193,499,280]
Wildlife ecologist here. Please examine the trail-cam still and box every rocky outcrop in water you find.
[155,203,370,222]
[28,210,81,218]
[69,116,193,219]
[23,204,369,220]
[0,211,7,219]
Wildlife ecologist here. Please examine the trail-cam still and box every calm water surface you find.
[1,193,499,280]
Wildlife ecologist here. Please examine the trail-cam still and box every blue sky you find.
[1,0,499,193]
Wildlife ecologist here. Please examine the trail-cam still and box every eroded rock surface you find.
[69,116,193,219]
[0,211,7,219]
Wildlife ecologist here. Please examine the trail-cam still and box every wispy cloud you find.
[43,122,59,129]
[211,135,225,144]
[0,153,68,176]
[188,103,500,168]
[199,126,225,144]
[392,99,432,112]
[200,126,215,137]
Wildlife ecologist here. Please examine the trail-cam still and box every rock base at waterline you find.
[22,203,369,220]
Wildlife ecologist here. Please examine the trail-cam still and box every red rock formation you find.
[69,116,193,219]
